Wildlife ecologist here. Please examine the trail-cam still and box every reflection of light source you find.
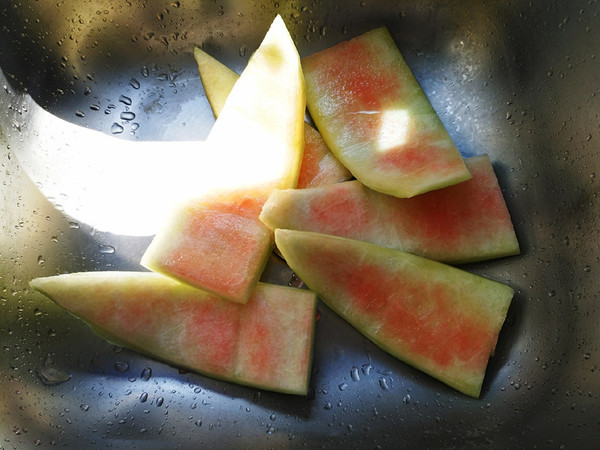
[6,85,297,237]
[3,79,207,237]
[376,108,410,152]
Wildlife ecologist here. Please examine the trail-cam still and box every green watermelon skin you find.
[30,272,317,395]
[274,229,514,398]
[261,155,519,264]
[302,26,471,198]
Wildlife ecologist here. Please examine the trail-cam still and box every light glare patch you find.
[376,108,410,152]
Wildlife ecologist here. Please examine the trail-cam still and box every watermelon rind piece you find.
[30,272,317,395]
[302,26,471,198]
[298,123,353,188]
[204,14,305,193]
[193,46,240,117]
[261,154,520,264]
[274,229,514,398]
[141,191,273,303]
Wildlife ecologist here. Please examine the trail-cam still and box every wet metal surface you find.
[1,1,600,448]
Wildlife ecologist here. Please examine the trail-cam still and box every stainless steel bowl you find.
[2,1,599,448]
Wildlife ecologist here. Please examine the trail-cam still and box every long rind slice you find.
[274,229,514,398]
[30,272,317,395]
[302,26,471,198]
[261,155,519,264]
[204,14,305,193]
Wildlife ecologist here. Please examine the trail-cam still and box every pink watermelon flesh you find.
[29,272,317,395]
[274,229,514,398]
[297,122,353,189]
[302,26,471,198]
[141,193,273,303]
[261,155,520,264]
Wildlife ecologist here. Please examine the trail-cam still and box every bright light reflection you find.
[9,90,291,237]
[376,108,410,152]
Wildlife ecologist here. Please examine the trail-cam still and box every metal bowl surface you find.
[1,1,599,448]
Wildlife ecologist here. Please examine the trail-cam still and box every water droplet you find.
[156,396,164,407]
[338,382,348,391]
[323,402,332,410]
[129,78,140,89]
[379,377,389,391]
[361,363,372,375]
[548,290,556,297]
[99,244,115,254]
[195,419,202,427]
[119,95,132,105]
[350,366,360,382]
[90,103,100,111]
[111,123,124,134]
[120,111,136,121]
[584,265,591,272]
[75,110,85,118]
[114,360,129,372]
[80,404,90,412]
[140,392,148,403]
[84,86,92,95]
[37,365,71,386]
[131,122,140,131]
[141,66,150,77]
[141,367,152,381]
[506,112,512,120]
[288,273,304,288]
[239,45,247,57]
[37,255,45,266]
[584,353,591,360]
